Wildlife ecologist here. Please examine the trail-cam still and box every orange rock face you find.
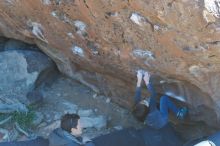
[0,0,220,127]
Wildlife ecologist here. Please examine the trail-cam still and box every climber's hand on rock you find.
[144,71,150,85]
[136,70,143,87]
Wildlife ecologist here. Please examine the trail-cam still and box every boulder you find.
[0,37,7,51]
[38,120,60,137]
[0,128,9,142]
[32,112,44,126]
[4,39,28,51]
[78,109,94,117]
[62,102,78,114]
[0,50,55,106]
[26,90,44,105]
[0,0,220,127]
[80,116,107,130]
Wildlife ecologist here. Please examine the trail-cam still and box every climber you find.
[49,113,95,146]
[132,70,188,129]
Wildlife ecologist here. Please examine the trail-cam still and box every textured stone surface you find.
[80,116,107,130]
[0,50,54,105]
[0,0,220,127]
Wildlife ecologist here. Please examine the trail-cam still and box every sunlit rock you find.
[130,13,146,26]
[204,0,220,18]
[132,48,155,60]
[71,45,84,57]
[41,0,51,5]
[73,20,87,37]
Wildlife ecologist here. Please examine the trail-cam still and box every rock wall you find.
[0,39,56,114]
[0,0,220,127]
